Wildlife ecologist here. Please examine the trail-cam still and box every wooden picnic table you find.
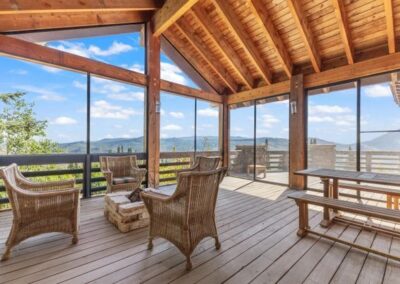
[295,168,400,227]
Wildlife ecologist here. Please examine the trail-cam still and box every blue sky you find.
[0,31,220,145]
[0,31,398,148]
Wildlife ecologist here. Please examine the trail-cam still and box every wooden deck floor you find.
[1,177,400,283]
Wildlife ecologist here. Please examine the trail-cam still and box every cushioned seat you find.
[112,177,137,185]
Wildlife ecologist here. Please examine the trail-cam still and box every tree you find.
[0,92,61,154]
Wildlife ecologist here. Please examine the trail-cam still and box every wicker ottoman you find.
[104,191,149,232]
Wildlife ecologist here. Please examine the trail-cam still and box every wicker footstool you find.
[104,191,149,232]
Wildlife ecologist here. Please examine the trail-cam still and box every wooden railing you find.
[0,151,221,208]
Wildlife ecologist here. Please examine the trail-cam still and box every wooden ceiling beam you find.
[248,0,293,78]
[175,18,239,93]
[383,0,396,53]
[191,6,254,89]
[287,0,321,72]
[213,0,272,85]
[152,0,199,36]
[228,50,400,104]
[331,0,354,64]
[0,11,152,32]
[164,29,225,94]
[0,0,162,14]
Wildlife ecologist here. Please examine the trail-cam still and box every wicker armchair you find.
[100,155,147,193]
[0,164,80,261]
[176,156,221,175]
[141,167,227,270]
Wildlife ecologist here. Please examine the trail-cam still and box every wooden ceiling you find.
[159,0,400,95]
[1,0,400,100]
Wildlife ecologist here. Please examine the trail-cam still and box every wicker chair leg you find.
[186,256,192,271]
[214,237,221,250]
[1,246,12,261]
[148,237,153,250]
[72,232,78,244]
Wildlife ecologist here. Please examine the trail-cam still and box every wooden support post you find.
[289,74,306,190]
[222,95,229,168]
[146,22,161,188]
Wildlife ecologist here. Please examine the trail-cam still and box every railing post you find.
[83,154,91,198]
[366,152,372,172]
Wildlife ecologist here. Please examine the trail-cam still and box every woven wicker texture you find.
[0,164,80,261]
[100,155,147,193]
[176,156,221,175]
[141,167,227,270]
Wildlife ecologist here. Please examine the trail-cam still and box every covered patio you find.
[1,0,400,283]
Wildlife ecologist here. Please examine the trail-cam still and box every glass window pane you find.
[360,73,400,174]
[0,56,86,155]
[256,95,289,184]
[307,82,357,187]
[90,76,146,154]
[196,99,221,154]
[229,102,255,179]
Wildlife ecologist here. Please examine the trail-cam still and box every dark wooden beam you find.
[146,22,161,188]
[191,6,254,89]
[289,74,306,190]
[175,17,239,93]
[249,0,293,78]
[152,0,199,36]
[0,0,161,14]
[0,11,152,32]
[287,0,321,72]
[213,0,272,84]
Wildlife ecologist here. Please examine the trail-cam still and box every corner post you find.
[289,74,306,190]
[221,94,229,168]
[146,22,161,188]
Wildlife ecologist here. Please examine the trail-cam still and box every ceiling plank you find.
[228,50,400,104]
[0,11,151,32]
[383,0,396,53]
[213,0,272,84]
[0,0,162,14]
[175,18,239,93]
[287,0,321,72]
[152,0,199,36]
[164,29,225,94]
[248,0,293,78]
[191,6,254,89]
[331,0,354,64]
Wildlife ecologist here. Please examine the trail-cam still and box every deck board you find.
[0,176,399,283]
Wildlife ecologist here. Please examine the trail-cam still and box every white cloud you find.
[309,104,352,114]
[108,91,144,101]
[161,62,187,85]
[122,63,145,73]
[261,114,279,128]
[88,41,133,56]
[41,66,62,73]
[162,124,182,131]
[73,80,86,90]
[169,111,184,118]
[309,116,335,123]
[14,85,66,101]
[198,108,219,117]
[91,100,141,119]
[51,116,77,125]
[363,84,391,98]
[48,40,133,59]
[91,77,144,102]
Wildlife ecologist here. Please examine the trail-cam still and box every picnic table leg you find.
[320,177,331,227]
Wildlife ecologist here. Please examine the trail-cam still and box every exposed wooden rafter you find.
[248,0,293,78]
[190,6,254,89]
[383,0,396,53]
[213,0,272,85]
[164,29,225,94]
[228,50,400,104]
[0,0,162,14]
[152,0,199,36]
[331,0,354,64]
[287,0,321,72]
[175,17,238,93]
[0,11,152,32]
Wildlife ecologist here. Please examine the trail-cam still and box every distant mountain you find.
[57,132,400,153]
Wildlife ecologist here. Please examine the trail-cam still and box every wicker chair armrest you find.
[16,176,76,191]
[101,170,113,183]
[130,167,147,175]
[141,191,172,202]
